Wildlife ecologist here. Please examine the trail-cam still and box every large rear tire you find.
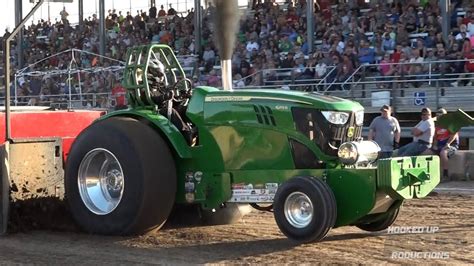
[65,117,176,235]
[273,176,337,243]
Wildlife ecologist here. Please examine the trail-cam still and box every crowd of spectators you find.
[2,0,474,106]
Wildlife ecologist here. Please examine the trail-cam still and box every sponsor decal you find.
[229,183,278,203]
[194,171,203,183]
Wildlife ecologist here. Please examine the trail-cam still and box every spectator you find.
[111,81,127,110]
[167,4,176,16]
[368,104,401,159]
[233,73,245,88]
[382,33,396,51]
[395,108,435,157]
[358,40,375,65]
[455,24,471,40]
[280,52,295,69]
[408,48,424,87]
[378,53,395,88]
[202,45,216,65]
[428,108,460,181]
[314,53,328,80]
[158,5,167,17]
[60,7,69,23]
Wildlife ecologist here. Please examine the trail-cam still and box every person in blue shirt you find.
[358,40,375,64]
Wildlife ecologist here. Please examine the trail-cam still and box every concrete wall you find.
[447,151,474,181]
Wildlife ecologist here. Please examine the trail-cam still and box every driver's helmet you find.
[148,58,168,88]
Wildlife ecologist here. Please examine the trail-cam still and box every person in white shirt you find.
[467,17,474,36]
[246,39,259,52]
[456,24,471,40]
[395,108,435,156]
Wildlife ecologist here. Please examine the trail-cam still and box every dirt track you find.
[0,194,472,264]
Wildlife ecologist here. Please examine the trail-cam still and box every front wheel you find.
[65,117,177,235]
[273,176,337,243]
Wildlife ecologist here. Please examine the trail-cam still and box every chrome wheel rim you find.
[284,192,313,228]
[78,148,124,215]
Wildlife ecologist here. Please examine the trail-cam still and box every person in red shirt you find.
[429,108,460,181]
[111,81,127,110]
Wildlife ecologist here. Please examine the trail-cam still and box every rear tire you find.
[356,207,400,232]
[65,117,176,235]
[273,176,336,243]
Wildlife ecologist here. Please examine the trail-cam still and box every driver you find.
[148,58,172,106]
[147,57,196,145]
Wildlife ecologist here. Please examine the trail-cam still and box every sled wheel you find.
[356,207,400,232]
[200,203,253,225]
[65,117,176,235]
[273,176,337,243]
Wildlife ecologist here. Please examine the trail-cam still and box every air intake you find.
[253,105,276,126]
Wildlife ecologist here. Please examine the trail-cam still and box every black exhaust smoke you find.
[212,0,241,90]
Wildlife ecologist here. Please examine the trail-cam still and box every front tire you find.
[273,176,337,243]
[65,117,176,235]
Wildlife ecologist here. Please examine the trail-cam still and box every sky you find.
[0,0,197,34]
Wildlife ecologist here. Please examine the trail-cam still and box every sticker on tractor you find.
[232,183,253,190]
[228,195,274,203]
[185,181,195,193]
[194,171,203,183]
[185,172,194,182]
[229,183,278,203]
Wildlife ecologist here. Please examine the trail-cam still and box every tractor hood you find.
[187,87,365,159]
[194,87,363,112]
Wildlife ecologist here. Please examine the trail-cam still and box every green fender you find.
[98,109,192,159]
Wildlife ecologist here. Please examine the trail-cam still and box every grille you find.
[292,107,362,156]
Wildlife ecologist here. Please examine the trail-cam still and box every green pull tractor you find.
[62,44,440,243]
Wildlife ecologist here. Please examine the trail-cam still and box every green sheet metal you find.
[436,109,474,133]
[378,156,440,199]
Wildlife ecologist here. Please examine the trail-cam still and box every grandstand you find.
[2,0,474,146]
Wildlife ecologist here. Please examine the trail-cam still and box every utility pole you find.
[15,0,24,69]
[79,0,84,26]
[99,0,105,57]
[307,0,314,54]
[194,0,202,56]
[440,0,450,42]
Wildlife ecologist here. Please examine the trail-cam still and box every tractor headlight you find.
[338,140,380,165]
[355,110,364,125]
[321,111,349,125]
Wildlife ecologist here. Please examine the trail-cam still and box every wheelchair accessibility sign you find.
[414,92,426,106]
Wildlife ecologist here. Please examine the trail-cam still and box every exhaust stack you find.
[211,0,240,91]
[221,60,233,91]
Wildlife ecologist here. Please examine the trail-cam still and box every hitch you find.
[378,156,440,199]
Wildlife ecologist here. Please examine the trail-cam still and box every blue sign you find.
[414,92,426,106]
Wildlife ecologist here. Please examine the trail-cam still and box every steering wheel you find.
[171,78,193,103]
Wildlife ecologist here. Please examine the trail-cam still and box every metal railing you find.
[0,92,115,110]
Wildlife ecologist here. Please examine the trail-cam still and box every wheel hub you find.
[78,148,125,215]
[284,192,314,228]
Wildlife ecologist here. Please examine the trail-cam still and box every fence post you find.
[435,74,440,110]
[361,66,366,99]
[428,62,432,85]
